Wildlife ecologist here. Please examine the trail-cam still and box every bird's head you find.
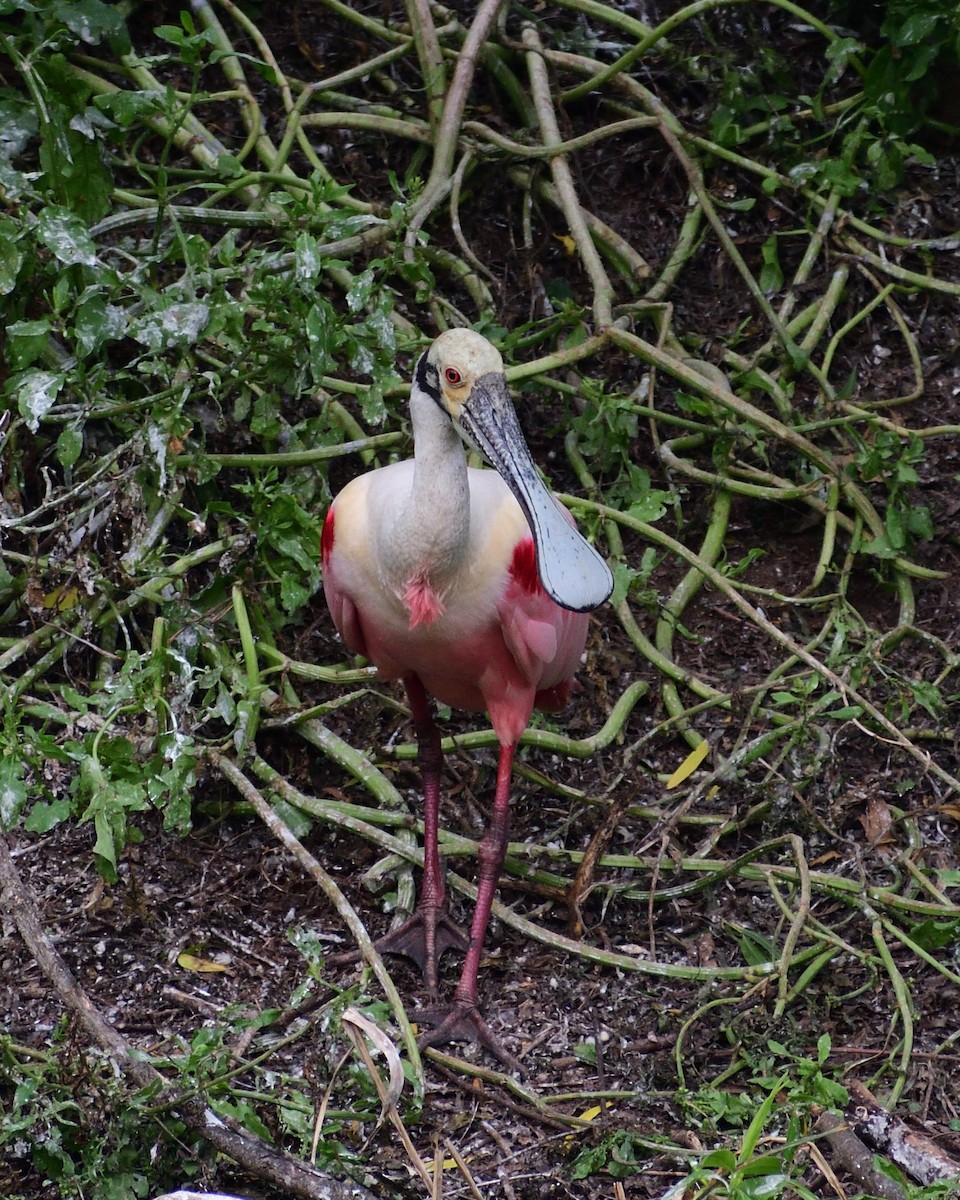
[413,329,613,615]
[415,327,506,425]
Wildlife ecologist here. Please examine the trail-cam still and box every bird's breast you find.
[402,572,447,628]
[323,464,581,707]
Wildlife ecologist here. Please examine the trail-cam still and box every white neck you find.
[377,384,471,591]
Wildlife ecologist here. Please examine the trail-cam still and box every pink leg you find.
[347,675,467,991]
[406,673,445,934]
[417,740,522,1073]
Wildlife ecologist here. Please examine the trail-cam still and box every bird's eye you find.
[444,367,463,386]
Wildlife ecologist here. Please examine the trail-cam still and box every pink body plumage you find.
[322,462,588,747]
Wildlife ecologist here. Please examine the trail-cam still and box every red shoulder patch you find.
[321,506,335,564]
[509,536,543,596]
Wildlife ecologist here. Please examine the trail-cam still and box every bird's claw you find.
[415,999,523,1075]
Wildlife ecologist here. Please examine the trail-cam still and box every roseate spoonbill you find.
[322,328,612,1067]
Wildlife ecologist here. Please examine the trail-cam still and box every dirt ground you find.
[3,3,960,1198]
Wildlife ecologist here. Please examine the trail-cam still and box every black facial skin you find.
[415,351,445,414]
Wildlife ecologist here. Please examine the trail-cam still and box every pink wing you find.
[322,506,368,658]
[498,536,589,695]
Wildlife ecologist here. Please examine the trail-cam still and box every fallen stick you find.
[813,1111,906,1200]
[847,1080,960,1186]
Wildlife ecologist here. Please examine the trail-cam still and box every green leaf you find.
[701,1149,738,1171]
[741,1075,789,1161]
[907,678,943,719]
[759,235,783,292]
[12,368,65,433]
[885,503,906,550]
[51,0,128,45]
[824,36,865,85]
[784,343,809,372]
[741,1155,786,1177]
[305,301,333,382]
[6,318,51,369]
[824,705,864,719]
[280,573,311,614]
[0,754,27,830]
[573,1040,598,1066]
[906,504,934,540]
[93,88,167,127]
[78,751,149,882]
[57,426,84,468]
[861,531,898,560]
[0,94,39,160]
[609,560,638,608]
[271,795,313,839]
[908,918,960,951]
[37,205,98,266]
[726,923,774,965]
[894,11,942,47]
[216,153,245,178]
[346,266,376,313]
[154,16,216,63]
[74,291,128,357]
[673,389,717,418]
[713,192,756,212]
[24,797,71,833]
[740,1171,789,1199]
[627,490,668,524]
[129,298,210,351]
[211,1097,273,1142]
[0,216,24,294]
[570,1142,611,1179]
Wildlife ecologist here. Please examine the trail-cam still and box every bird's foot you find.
[328,906,469,989]
[373,907,470,983]
[415,998,523,1075]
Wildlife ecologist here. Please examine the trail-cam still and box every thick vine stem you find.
[578,496,960,796]
[508,165,652,284]
[210,751,424,1084]
[387,678,648,760]
[405,0,446,134]
[521,23,616,327]
[192,0,281,184]
[655,486,732,746]
[772,836,812,1018]
[405,0,508,254]
[606,325,941,581]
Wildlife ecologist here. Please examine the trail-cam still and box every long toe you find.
[415,999,523,1075]
[328,906,469,991]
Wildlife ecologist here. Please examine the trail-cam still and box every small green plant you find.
[569,382,669,521]
[675,1083,805,1199]
[709,8,944,196]
[859,0,960,138]
[568,1128,648,1180]
[852,428,934,558]
[649,1039,850,1200]
[0,1026,196,1200]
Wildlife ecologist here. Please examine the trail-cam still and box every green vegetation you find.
[1,0,959,1197]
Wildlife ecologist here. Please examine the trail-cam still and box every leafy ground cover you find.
[1,1,959,1197]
